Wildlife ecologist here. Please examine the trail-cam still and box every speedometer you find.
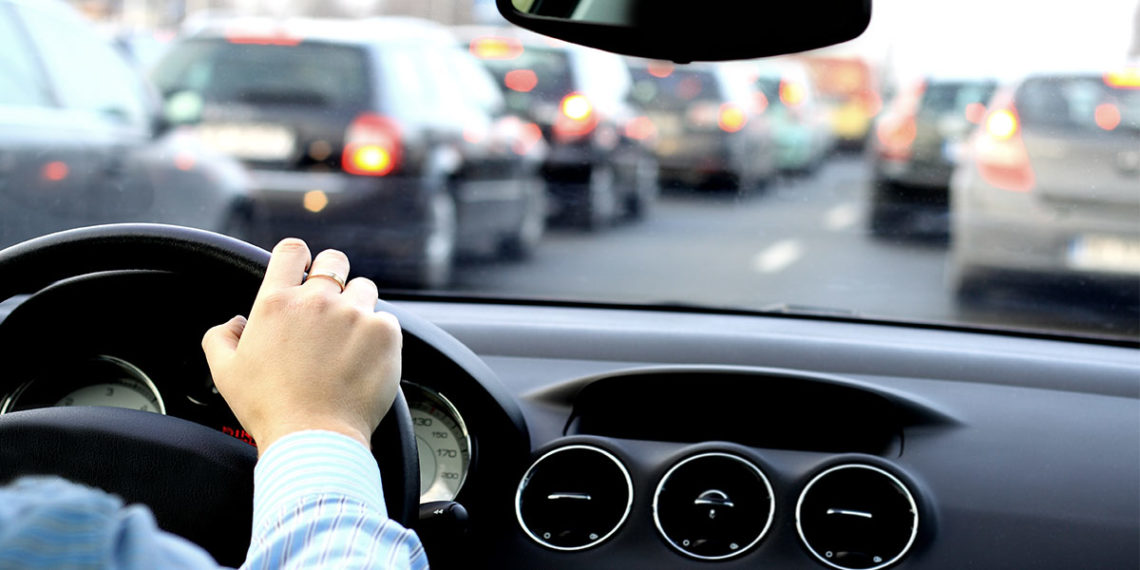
[0,355,165,415]
[405,382,472,503]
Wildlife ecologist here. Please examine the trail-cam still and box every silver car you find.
[948,68,1140,304]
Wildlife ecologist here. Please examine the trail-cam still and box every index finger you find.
[257,238,312,299]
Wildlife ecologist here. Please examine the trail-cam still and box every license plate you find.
[196,123,296,161]
[1068,235,1140,273]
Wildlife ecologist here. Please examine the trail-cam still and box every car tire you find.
[500,180,547,260]
[576,163,618,230]
[623,155,659,221]
[411,191,457,289]
[868,181,904,238]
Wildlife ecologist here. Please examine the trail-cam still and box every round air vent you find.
[796,464,918,570]
[515,444,633,550]
[653,452,774,560]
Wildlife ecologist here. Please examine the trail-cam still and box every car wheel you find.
[415,191,457,289]
[623,155,659,221]
[868,181,904,238]
[578,163,618,230]
[500,181,547,260]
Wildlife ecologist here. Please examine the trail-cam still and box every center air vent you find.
[515,445,632,551]
[797,464,919,570]
[653,452,774,560]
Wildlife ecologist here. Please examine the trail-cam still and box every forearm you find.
[243,431,427,569]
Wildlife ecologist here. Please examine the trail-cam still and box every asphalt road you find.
[455,155,1139,340]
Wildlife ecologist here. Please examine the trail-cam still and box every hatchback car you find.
[151,18,547,288]
[459,27,659,228]
[868,76,998,238]
[628,60,775,191]
[0,0,250,250]
[948,68,1140,304]
[751,58,833,173]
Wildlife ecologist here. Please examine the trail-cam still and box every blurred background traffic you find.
[1,0,1137,338]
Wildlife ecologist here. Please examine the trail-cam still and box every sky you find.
[822,0,1139,83]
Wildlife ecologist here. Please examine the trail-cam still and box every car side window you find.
[14,1,148,126]
[0,6,50,107]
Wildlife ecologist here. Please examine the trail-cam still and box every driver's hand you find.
[202,238,401,456]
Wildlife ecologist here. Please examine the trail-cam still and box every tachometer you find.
[0,355,165,415]
[405,382,471,503]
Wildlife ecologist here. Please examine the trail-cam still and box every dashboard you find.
[0,271,1137,569]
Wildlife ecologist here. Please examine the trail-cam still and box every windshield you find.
[1,0,1138,341]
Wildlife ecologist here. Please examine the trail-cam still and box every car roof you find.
[183,16,458,48]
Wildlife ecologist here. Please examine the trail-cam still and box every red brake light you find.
[470,37,523,60]
[965,102,986,124]
[717,103,748,133]
[973,98,1035,193]
[553,93,598,141]
[504,69,538,93]
[342,114,401,177]
[624,116,657,141]
[875,115,917,161]
[647,61,674,78]
[1094,103,1122,131]
[42,161,69,181]
[225,34,301,46]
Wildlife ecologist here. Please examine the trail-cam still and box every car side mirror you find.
[497,0,871,63]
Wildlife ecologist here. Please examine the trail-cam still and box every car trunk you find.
[152,38,373,173]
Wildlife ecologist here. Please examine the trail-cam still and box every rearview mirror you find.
[497,0,872,62]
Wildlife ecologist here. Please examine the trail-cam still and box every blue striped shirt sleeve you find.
[243,430,428,570]
[0,431,428,570]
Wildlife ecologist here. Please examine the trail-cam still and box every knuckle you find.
[301,290,334,312]
[260,290,293,311]
[317,248,349,265]
[274,237,309,254]
[371,311,402,336]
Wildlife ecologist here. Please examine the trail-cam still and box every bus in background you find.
[797,54,883,150]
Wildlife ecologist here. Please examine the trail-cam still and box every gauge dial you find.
[53,356,165,414]
[406,382,471,503]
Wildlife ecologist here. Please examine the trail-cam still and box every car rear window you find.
[630,67,723,110]
[1016,76,1140,132]
[475,44,573,105]
[152,39,370,108]
[918,81,996,117]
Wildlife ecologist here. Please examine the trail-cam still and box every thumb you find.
[202,315,247,368]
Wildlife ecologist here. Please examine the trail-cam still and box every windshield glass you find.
[2,0,1138,341]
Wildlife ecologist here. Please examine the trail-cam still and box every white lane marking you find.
[753,239,803,273]
[824,202,860,231]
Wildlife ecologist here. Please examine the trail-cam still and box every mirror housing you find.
[497,0,872,62]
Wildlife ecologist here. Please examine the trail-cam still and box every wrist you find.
[255,421,372,457]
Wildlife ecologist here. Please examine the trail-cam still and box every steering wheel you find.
[0,224,420,567]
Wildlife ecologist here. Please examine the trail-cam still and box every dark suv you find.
[459,27,658,229]
[152,18,548,287]
[0,0,250,249]
[868,76,997,238]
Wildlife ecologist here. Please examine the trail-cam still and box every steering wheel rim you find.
[0,223,420,566]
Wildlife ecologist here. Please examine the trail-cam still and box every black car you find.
[867,76,997,238]
[459,27,658,228]
[627,60,776,191]
[0,0,250,249]
[151,18,548,288]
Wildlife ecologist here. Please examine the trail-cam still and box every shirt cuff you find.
[252,430,387,531]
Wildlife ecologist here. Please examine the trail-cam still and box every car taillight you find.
[779,80,805,107]
[470,37,523,60]
[875,115,917,160]
[553,93,597,141]
[624,116,657,141]
[717,103,748,133]
[973,98,1035,192]
[874,81,924,160]
[1094,103,1121,131]
[965,102,986,124]
[342,114,401,177]
[504,69,538,93]
[1104,67,1140,89]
